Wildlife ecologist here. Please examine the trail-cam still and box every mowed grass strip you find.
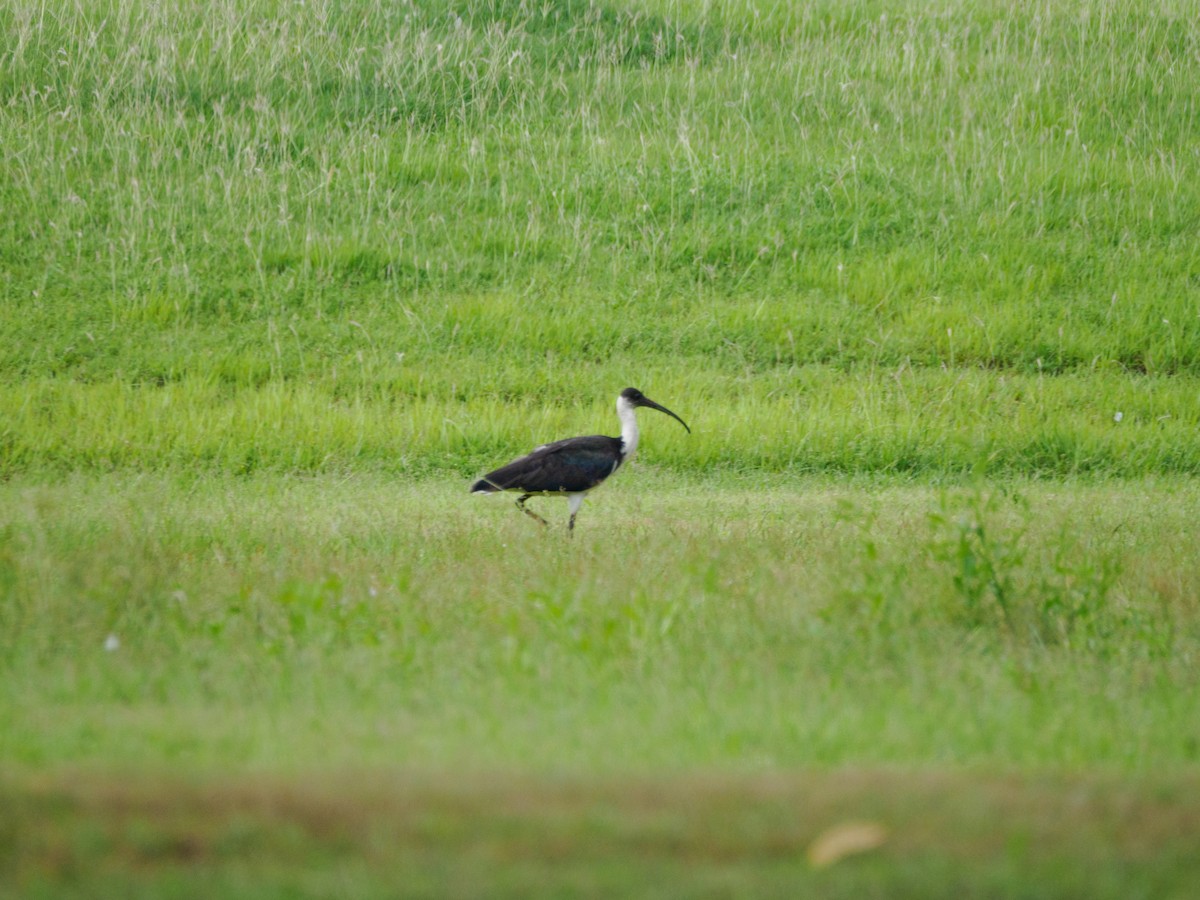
[4,768,1200,899]
[2,474,1198,774]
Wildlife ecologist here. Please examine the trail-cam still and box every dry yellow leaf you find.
[806,821,889,869]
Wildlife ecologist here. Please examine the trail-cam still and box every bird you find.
[471,387,690,532]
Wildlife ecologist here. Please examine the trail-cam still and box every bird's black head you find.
[619,387,690,433]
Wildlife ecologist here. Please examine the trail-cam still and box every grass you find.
[5,365,1200,477]
[2,0,1200,479]
[2,472,1200,894]
[4,0,1200,893]
[5,769,1200,899]
[1,472,1195,772]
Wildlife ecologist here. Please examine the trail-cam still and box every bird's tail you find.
[470,478,501,494]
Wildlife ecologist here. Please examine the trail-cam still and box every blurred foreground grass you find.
[5,768,1200,898]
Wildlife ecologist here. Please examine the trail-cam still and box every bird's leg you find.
[567,493,585,536]
[515,494,548,527]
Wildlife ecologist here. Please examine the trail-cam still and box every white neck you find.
[617,395,639,459]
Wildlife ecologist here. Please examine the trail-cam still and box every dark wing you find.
[472,435,622,493]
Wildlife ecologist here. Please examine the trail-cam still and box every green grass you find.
[2,473,1200,894]
[5,473,1199,774]
[4,0,1200,893]
[4,365,1200,477]
[6,769,1200,899]
[2,0,1200,478]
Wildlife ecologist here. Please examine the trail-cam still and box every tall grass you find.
[2,0,1199,478]
[3,364,1199,476]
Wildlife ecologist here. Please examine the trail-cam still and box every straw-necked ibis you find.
[471,387,690,532]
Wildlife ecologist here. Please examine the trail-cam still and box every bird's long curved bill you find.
[642,398,691,433]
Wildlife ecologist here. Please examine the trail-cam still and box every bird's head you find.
[619,387,691,433]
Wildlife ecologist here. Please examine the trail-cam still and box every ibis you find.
[471,387,690,532]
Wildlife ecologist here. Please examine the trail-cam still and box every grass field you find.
[3,0,1200,894]
[4,475,1200,895]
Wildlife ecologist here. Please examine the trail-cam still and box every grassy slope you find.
[2,0,1199,476]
